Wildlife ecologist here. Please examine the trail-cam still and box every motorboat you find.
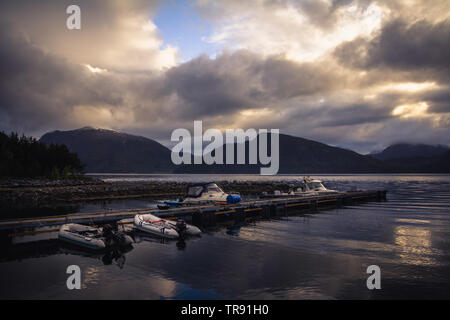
[159,183,241,206]
[260,189,300,198]
[294,177,338,195]
[260,178,338,198]
[58,223,133,250]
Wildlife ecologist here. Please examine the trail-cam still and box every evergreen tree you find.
[0,132,84,178]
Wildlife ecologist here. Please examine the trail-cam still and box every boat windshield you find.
[187,186,204,197]
[306,181,325,190]
[206,184,223,193]
[312,182,324,189]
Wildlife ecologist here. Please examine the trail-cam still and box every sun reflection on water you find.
[394,221,438,266]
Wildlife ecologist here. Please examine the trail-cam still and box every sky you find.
[0,0,449,154]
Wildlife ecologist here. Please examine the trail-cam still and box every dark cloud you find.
[334,19,450,79]
[164,52,264,118]
[163,51,348,120]
[420,88,450,114]
[259,57,344,99]
[319,103,392,127]
[0,23,127,134]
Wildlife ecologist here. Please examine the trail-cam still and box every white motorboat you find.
[260,178,338,198]
[293,177,338,195]
[58,223,133,250]
[181,183,241,204]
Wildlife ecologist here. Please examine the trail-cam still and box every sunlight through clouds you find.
[392,102,429,118]
[0,0,449,152]
[198,0,385,62]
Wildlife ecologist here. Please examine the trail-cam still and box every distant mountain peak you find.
[39,127,172,173]
[76,126,118,132]
[371,143,449,161]
[77,126,100,131]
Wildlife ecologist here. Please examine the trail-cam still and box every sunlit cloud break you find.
[0,0,449,153]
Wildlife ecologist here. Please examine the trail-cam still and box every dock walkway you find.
[0,190,387,231]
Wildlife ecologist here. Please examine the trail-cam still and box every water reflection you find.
[226,225,242,236]
[1,233,134,270]
[394,225,438,266]
[1,175,450,299]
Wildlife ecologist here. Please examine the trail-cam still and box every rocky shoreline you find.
[0,178,293,210]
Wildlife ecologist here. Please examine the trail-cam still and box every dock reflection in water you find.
[1,174,450,299]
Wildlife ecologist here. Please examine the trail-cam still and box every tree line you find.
[0,132,84,178]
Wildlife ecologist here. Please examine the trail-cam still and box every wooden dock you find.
[0,189,387,231]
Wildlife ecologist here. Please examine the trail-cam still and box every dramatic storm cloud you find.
[0,0,449,153]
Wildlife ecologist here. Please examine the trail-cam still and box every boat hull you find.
[58,224,106,250]
[133,214,179,239]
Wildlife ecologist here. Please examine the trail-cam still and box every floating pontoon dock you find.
[0,189,387,231]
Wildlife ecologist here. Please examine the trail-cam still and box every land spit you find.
[0,178,295,210]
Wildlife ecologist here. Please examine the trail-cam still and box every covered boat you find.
[181,182,241,204]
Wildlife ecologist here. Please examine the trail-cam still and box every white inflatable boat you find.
[163,217,202,237]
[133,213,201,238]
[133,214,180,239]
[59,223,133,250]
[58,224,106,250]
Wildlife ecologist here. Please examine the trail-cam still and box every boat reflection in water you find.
[0,227,134,269]
[132,230,188,251]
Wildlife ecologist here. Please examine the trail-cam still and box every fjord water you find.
[1,174,450,299]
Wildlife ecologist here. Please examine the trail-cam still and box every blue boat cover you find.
[226,194,241,204]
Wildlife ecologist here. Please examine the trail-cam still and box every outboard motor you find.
[112,231,128,246]
[103,224,114,247]
[104,224,132,247]
[176,219,187,233]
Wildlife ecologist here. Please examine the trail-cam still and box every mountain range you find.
[39,127,450,173]
[371,143,449,161]
[40,127,172,173]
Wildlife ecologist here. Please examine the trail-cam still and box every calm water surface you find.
[1,174,449,299]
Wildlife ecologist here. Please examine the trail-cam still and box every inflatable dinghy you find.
[133,213,201,238]
[59,223,133,250]
[163,217,202,237]
[133,214,179,239]
[59,224,106,250]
